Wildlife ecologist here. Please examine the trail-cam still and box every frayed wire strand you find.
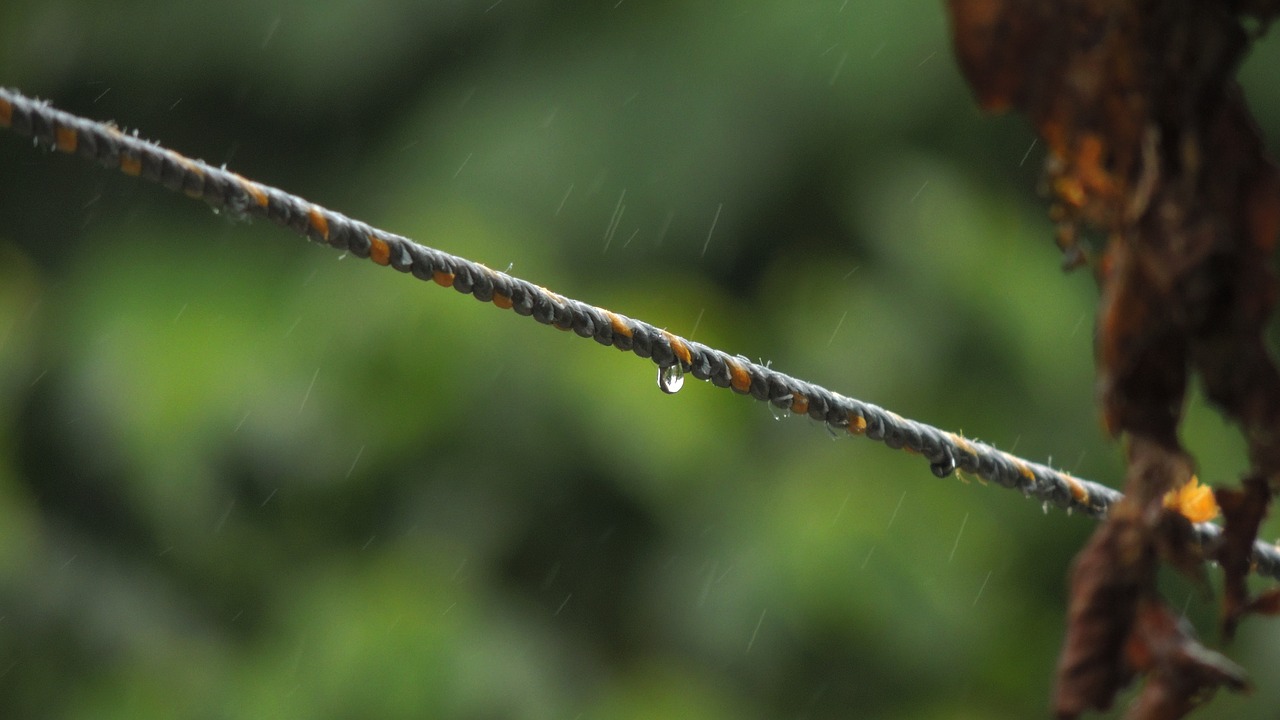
[2,86,1275,580]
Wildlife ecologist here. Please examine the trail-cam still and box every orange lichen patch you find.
[790,395,809,415]
[1163,476,1219,523]
[1050,134,1119,215]
[1064,476,1090,505]
[237,176,269,207]
[1075,134,1116,194]
[1053,175,1087,209]
[662,331,692,365]
[432,270,455,287]
[492,292,513,309]
[0,98,12,127]
[368,236,391,266]
[120,153,142,176]
[1012,457,1036,484]
[950,433,975,457]
[307,207,330,240]
[605,311,633,339]
[847,413,867,435]
[55,126,77,153]
[725,359,752,393]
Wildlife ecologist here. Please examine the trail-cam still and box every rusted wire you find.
[3,86,1276,580]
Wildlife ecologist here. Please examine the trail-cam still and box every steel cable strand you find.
[3,86,1277,580]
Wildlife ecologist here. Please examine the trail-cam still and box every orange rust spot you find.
[1053,176,1087,208]
[1013,459,1035,483]
[1051,133,1117,211]
[662,331,692,365]
[120,154,142,176]
[55,126,77,153]
[847,413,867,435]
[308,207,330,240]
[1163,476,1219,523]
[0,99,11,127]
[605,312,632,338]
[949,434,977,471]
[238,177,269,207]
[492,293,513,309]
[790,395,809,415]
[725,359,752,393]
[1075,134,1115,195]
[368,236,391,266]
[432,270,455,287]
[1065,476,1089,505]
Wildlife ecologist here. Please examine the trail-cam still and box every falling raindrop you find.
[657,364,684,394]
[1042,501,1051,514]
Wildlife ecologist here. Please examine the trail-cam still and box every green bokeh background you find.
[2,2,1280,718]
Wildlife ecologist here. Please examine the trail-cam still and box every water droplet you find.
[657,364,684,394]
[1042,501,1051,515]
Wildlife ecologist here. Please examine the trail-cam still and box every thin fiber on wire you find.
[3,86,1276,580]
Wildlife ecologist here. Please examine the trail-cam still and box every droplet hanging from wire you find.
[657,364,684,394]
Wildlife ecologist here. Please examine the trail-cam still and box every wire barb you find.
[4,86,1278,580]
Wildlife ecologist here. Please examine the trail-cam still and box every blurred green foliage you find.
[2,2,1280,718]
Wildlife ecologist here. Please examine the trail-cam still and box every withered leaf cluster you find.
[946,1,1280,717]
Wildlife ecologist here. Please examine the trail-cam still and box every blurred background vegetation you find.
[2,1,1280,718]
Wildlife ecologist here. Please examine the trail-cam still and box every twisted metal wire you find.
[3,86,1277,580]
